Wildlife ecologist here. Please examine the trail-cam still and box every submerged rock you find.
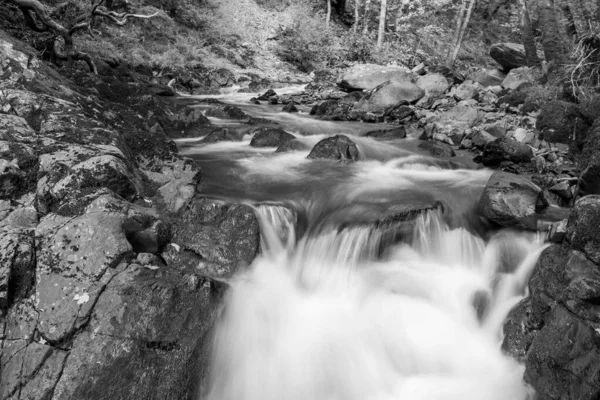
[307,135,359,162]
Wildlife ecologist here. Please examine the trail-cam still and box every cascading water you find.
[184,86,546,400]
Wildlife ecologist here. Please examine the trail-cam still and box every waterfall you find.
[205,206,542,400]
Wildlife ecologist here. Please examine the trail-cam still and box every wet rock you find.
[250,128,295,147]
[310,100,351,120]
[171,198,260,277]
[385,104,415,120]
[481,138,533,166]
[490,43,527,70]
[275,139,309,153]
[257,89,277,101]
[307,135,359,162]
[537,100,588,146]
[365,127,407,140]
[415,73,450,97]
[339,64,412,91]
[501,298,536,363]
[282,102,298,112]
[478,171,547,230]
[452,81,480,101]
[354,80,425,113]
[418,140,456,158]
[547,219,567,243]
[567,195,600,264]
[502,67,541,90]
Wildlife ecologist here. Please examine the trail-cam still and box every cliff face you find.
[0,30,260,399]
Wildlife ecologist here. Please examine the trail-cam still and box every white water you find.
[205,207,544,400]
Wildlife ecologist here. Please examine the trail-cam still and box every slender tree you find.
[539,0,569,63]
[446,0,476,67]
[362,0,371,34]
[446,0,468,67]
[354,0,361,33]
[519,0,541,66]
[376,0,388,48]
[326,0,332,26]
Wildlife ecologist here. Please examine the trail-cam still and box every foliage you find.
[567,27,600,100]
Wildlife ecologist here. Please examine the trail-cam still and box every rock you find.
[205,105,248,120]
[354,80,425,113]
[547,219,568,243]
[467,68,507,87]
[470,130,497,148]
[478,171,547,230]
[418,141,456,158]
[310,100,351,120]
[250,128,295,147]
[412,63,426,75]
[481,138,533,166]
[537,100,588,146]
[426,65,465,85]
[452,81,480,101]
[307,135,359,162]
[202,127,245,143]
[567,195,600,264]
[480,121,508,138]
[282,102,298,112]
[549,180,572,200]
[365,127,407,139]
[512,128,534,144]
[578,119,600,195]
[490,43,527,71]
[0,229,35,310]
[385,105,415,120]
[502,67,541,90]
[432,133,453,145]
[415,74,450,97]
[257,89,277,100]
[164,107,212,138]
[339,64,412,91]
[432,105,480,137]
[501,298,536,363]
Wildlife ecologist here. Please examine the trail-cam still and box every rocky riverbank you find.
[0,30,262,399]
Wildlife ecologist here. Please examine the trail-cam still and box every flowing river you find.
[178,86,544,400]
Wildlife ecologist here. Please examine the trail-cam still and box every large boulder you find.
[339,63,412,91]
[415,73,450,97]
[354,80,425,113]
[250,128,295,147]
[577,120,600,196]
[307,135,359,162]
[481,138,533,166]
[478,171,547,230]
[537,100,589,146]
[163,107,212,139]
[490,43,527,71]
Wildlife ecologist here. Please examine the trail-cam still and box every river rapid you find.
[178,86,543,400]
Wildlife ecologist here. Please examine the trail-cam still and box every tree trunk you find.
[326,0,332,26]
[539,0,569,63]
[376,0,388,49]
[353,0,360,33]
[520,0,541,66]
[362,0,371,34]
[447,0,476,67]
[565,0,590,37]
[446,0,468,67]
